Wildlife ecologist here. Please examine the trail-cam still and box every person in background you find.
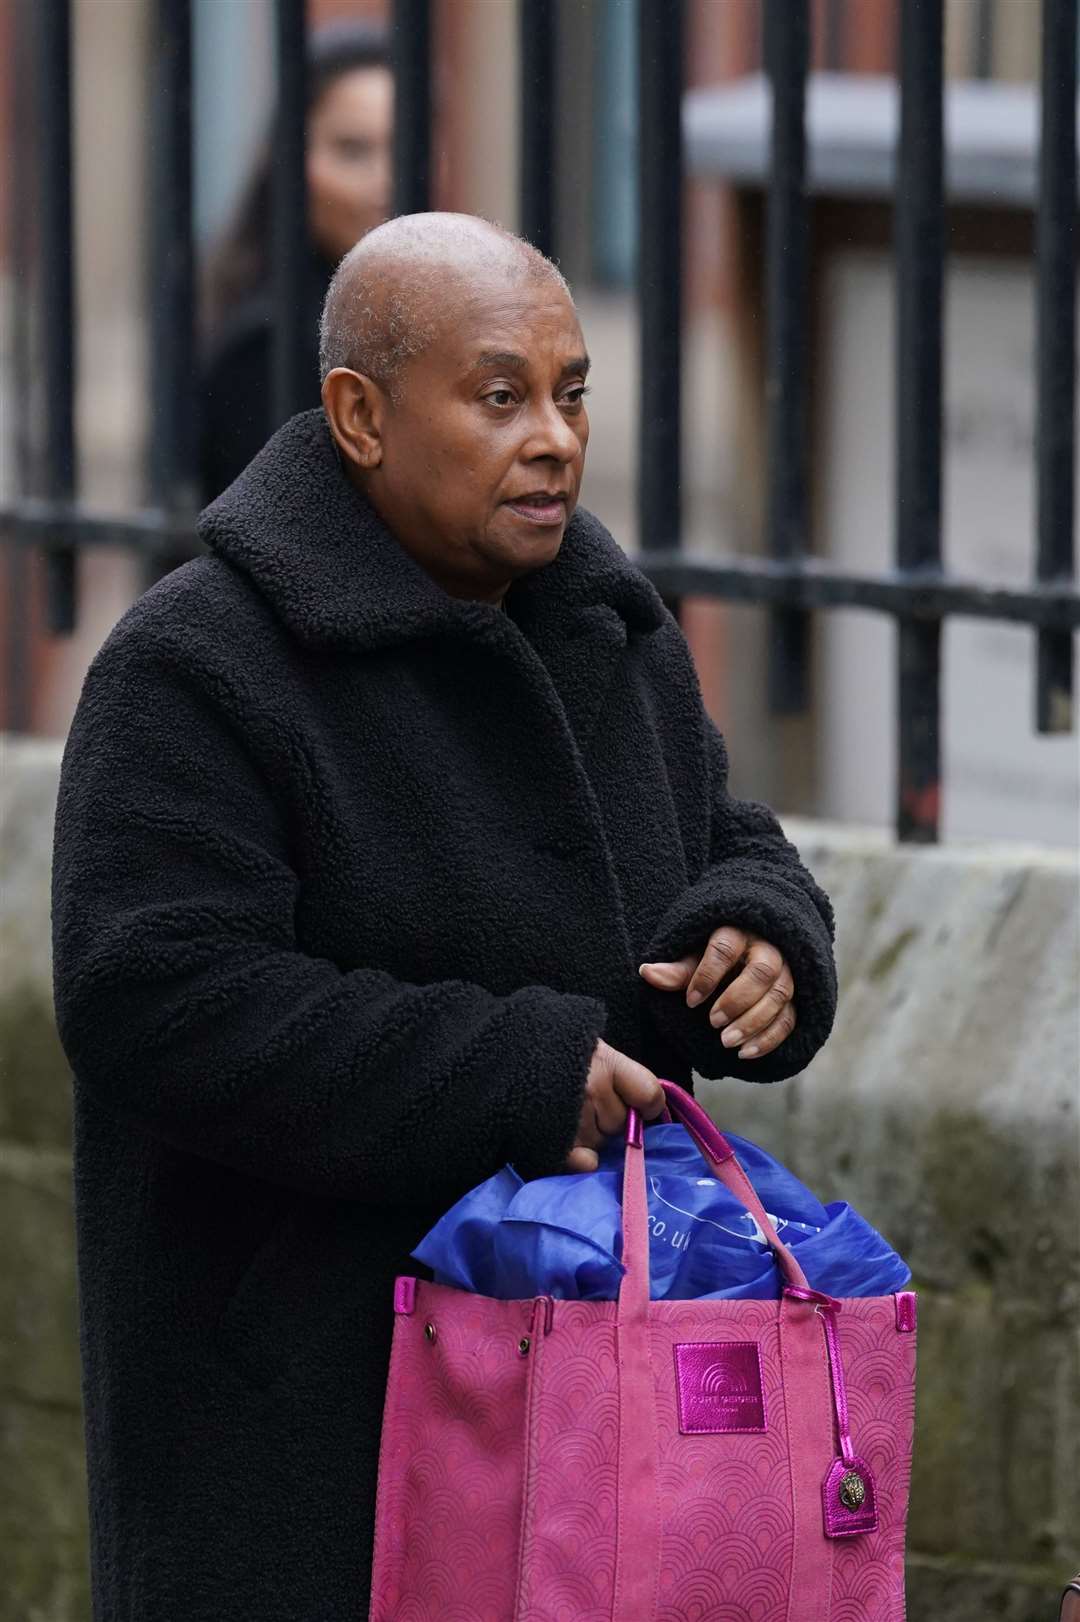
[199,20,393,501]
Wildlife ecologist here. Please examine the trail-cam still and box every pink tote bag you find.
[369,1081,917,1621]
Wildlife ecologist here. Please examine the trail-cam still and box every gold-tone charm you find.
[839,1470,866,1510]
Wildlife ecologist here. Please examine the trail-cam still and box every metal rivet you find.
[518,1336,531,1356]
[839,1470,865,1510]
[423,1322,437,1344]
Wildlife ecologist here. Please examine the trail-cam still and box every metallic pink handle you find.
[656,1079,737,1165]
[621,1081,809,1296]
[783,1285,854,1464]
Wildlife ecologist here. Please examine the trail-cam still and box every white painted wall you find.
[816,250,1080,849]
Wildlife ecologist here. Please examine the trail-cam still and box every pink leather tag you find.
[674,1341,766,1434]
[393,1276,417,1316]
[822,1453,879,1538]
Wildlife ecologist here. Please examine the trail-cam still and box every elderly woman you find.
[52,214,837,1622]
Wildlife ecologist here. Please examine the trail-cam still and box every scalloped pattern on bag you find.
[368,1285,915,1622]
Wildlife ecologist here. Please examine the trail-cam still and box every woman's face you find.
[346,276,591,604]
[307,67,393,262]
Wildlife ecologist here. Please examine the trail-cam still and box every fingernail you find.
[710,1009,729,1028]
[721,1026,743,1047]
[686,989,704,1008]
[637,964,649,976]
[739,1043,760,1059]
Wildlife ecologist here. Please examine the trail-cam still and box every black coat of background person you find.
[199,250,334,501]
[51,410,838,1622]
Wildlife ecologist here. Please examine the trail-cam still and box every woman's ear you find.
[321,368,385,470]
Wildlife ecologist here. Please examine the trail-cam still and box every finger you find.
[685,927,748,1008]
[565,1145,600,1173]
[574,1106,606,1150]
[733,1003,797,1061]
[718,976,793,1047]
[714,965,794,1043]
[589,1090,627,1137]
[707,943,786,1031]
[609,1050,665,1119]
[638,955,696,990]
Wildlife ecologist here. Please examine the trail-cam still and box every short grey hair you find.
[318,280,436,397]
[317,214,572,397]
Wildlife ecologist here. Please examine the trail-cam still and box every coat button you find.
[423,1322,437,1344]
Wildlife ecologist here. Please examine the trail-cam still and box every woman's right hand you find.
[565,1039,665,1172]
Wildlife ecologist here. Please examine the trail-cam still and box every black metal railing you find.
[2,0,1077,843]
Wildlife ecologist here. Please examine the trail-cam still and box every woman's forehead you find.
[430,284,587,374]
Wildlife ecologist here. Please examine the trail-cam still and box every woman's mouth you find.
[504,493,567,526]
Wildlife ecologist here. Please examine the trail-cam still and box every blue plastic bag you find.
[412,1122,910,1302]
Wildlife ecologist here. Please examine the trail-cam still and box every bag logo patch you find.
[674,1341,766,1434]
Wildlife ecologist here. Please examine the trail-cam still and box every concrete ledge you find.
[699,814,1080,1600]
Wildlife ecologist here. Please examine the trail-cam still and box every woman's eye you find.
[562,385,590,408]
[334,137,376,163]
[485,389,517,408]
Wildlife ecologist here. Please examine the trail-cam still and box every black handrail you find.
[35,0,76,633]
[895,0,945,842]
[391,0,431,217]
[272,0,310,424]
[764,0,811,716]
[1034,0,1078,735]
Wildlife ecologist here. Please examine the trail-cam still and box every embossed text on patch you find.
[674,1341,766,1434]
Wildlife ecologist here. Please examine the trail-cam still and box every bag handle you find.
[1060,1575,1080,1622]
[620,1080,809,1307]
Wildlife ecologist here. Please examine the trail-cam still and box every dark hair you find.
[200,20,390,337]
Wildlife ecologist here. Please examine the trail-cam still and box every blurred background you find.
[1,2,1078,1619]
[2,0,1077,840]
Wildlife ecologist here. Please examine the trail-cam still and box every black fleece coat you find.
[51,409,837,1622]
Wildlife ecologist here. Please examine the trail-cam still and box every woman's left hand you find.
[639,927,796,1061]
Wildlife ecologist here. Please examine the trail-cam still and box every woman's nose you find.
[525,401,583,463]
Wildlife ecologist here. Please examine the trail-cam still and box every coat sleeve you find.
[51,639,604,1206]
[639,720,837,1083]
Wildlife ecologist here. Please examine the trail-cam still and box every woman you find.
[53,214,837,1621]
[199,20,393,501]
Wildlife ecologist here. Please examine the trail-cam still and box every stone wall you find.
[2,736,1077,1620]
[2,739,90,1622]
[699,820,1080,1619]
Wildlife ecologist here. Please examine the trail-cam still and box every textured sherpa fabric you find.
[51,408,837,1622]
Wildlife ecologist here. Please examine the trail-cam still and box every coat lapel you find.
[516,602,629,753]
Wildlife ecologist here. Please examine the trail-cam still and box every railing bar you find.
[763,0,810,714]
[147,0,196,587]
[36,0,76,633]
[10,502,1080,628]
[972,0,995,81]
[1034,0,1077,735]
[392,0,431,216]
[5,6,37,723]
[519,0,557,258]
[637,0,683,565]
[629,555,1080,629]
[273,0,309,424]
[895,0,945,843]
[823,0,846,73]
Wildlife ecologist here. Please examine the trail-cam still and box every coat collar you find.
[198,409,665,653]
